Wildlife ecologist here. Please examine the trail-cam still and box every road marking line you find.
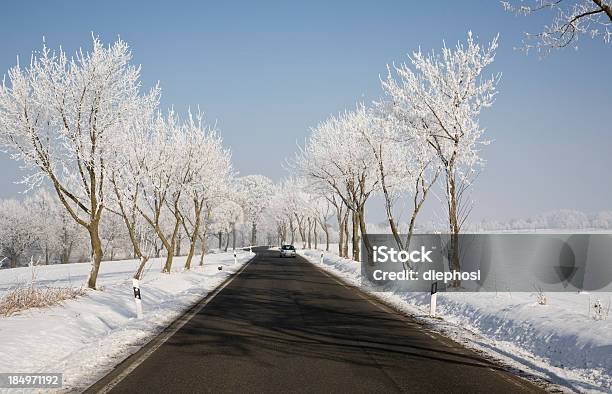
[87,255,256,394]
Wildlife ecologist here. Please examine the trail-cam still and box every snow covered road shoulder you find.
[299,248,612,393]
[0,250,254,392]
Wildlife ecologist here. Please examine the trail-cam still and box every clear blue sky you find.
[0,0,610,223]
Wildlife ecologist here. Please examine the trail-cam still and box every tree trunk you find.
[297,217,306,249]
[86,222,104,289]
[342,210,349,258]
[199,234,206,266]
[115,200,149,279]
[406,211,418,250]
[251,221,257,246]
[199,210,211,266]
[336,208,344,257]
[176,230,182,257]
[358,206,373,265]
[184,206,202,271]
[134,256,150,280]
[307,217,312,249]
[351,210,360,261]
[289,219,295,245]
[387,209,403,250]
[377,145,404,251]
[319,219,329,252]
[162,214,181,273]
[61,232,73,263]
[163,248,174,273]
[224,230,230,251]
[281,225,287,245]
[232,222,236,250]
[184,236,197,270]
[405,175,435,251]
[446,165,461,287]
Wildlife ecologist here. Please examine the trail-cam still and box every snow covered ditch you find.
[0,250,254,392]
[300,248,612,393]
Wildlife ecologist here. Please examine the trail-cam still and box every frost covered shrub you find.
[0,262,85,317]
[0,285,85,317]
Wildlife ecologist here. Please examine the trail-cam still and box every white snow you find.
[300,247,612,393]
[0,250,254,392]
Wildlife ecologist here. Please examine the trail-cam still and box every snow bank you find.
[300,248,612,393]
[0,250,254,392]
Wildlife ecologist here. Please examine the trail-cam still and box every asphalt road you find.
[95,247,544,393]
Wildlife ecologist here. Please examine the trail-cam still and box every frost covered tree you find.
[0,191,86,266]
[502,0,612,51]
[237,175,274,245]
[592,211,612,228]
[326,193,349,257]
[56,202,88,264]
[195,207,213,266]
[295,106,379,261]
[177,112,232,270]
[0,36,157,288]
[269,195,290,246]
[210,200,243,251]
[265,181,304,246]
[311,194,333,251]
[269,181,298,245]
[106,85,159,278]
[257,203,287,246]
[133,111,186,273]
[27,189,62,265]
[364,104,440,250]
[99,211,128,261]
[285,179,313,248]
[381,33,500,281]
[0,199,38,268]
[267,180,340,252]
[115,108,233,273]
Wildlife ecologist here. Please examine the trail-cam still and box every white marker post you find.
[429,282,438,318]
[233,249,237,265]
[320,251,324,264]
[132,278,143,319]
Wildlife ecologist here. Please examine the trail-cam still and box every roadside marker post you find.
[132,278,143,319]
[429,282,438,318]
[320,251,324,264]
[233,250,237,265]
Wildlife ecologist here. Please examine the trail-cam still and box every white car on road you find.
[279,244,296,258]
